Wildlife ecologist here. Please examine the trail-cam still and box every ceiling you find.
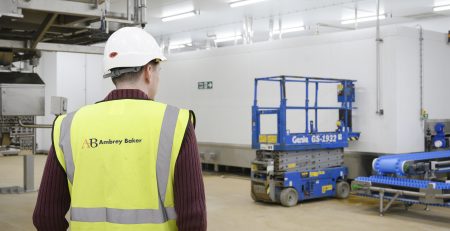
[112,0,450,52]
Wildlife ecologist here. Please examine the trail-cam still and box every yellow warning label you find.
[288,163,296,169]
[267,135,277,144]
[259,135,277,144]
[251,164,258,171]
[259,135,267,143]
[310,171,325,177]
[322,185,333,193]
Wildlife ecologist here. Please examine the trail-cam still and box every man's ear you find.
[143,64,152,84]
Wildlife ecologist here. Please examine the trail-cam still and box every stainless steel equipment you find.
[0,71,45,193]
[0,72,45,116]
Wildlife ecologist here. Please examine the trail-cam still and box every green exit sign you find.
[198,81,213,90]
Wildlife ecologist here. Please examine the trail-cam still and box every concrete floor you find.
[1,156,449,231]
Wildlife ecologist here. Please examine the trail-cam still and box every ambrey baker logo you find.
[82,138,142,149]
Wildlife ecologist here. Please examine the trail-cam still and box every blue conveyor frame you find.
[372,150,450,176]
[352,151,450,215]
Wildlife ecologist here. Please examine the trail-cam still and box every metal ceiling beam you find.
[17,0,103,17]
[37,42,104,54]
[0,39,104,54]
[31,13,58,49]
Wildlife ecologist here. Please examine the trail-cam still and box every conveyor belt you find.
[372,150,450,176]
[355,175,450,190]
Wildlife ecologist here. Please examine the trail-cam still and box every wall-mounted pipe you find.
[417,25,425,120]
[18,119,52,129]
[375,0,384,115]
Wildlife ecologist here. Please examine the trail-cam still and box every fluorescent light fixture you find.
[214,35,243,43]
[273,26,305,35]
[229,0,266,8]
[433,4,450,12]
[161,10,199,22]
[168,43,192,50]
[341,15,386,25]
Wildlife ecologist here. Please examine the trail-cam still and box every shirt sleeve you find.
[174,122,207,231]
[33,146,71,231]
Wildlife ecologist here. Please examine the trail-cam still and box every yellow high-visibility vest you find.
[53,99,190,231]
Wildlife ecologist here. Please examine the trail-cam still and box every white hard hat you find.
[103,27,166,78]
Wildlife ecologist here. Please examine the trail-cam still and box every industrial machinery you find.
[0,0,149,62]
[250,76,360,206]
[0,70,47,193]
[425,119,450,151]
[352,151,450,216]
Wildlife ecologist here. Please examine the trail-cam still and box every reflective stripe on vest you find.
[57,104,182,225]
[59,111,76,184]
[71,207,177,224]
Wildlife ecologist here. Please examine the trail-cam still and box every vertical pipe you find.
[305,78,309,134]
[376,0,383,115]
[127,0,131,21]
[278,15,282,40]
[141,0,147,25]
[314,82,319,133]
[25,116,36,192]
[134,0,139,23]
[269,16,274,41]
[24,155,34,192]
[418,25,424,120]
[354,2,358,30]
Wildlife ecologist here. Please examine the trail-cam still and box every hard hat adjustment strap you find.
[103,66,142,79]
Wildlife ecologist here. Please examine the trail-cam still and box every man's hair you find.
[111,59,159,86]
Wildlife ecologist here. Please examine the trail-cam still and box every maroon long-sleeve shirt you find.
[33,89,207,231]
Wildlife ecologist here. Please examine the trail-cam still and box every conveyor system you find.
[352,150,450,215]
[372,150,450,179]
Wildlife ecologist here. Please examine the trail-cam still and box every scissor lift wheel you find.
[280,188,298,207]
[336,181,350,199]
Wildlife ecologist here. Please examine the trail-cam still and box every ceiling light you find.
[214,35,243,43]
[273,26,305,35]
[433,4,450,12]
[341,15,386,25]
[161,10,199,22]
[229,0,266,8]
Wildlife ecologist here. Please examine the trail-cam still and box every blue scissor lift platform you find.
[250,76,360,206]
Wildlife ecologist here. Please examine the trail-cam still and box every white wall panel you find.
[56,52,86,112]
[85,54,115,104]
[157,26,450,154]
[35,25,450,154]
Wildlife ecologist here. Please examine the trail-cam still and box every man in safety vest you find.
[33,27,207,231]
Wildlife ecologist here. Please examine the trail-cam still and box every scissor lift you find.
[250,76,360,206]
